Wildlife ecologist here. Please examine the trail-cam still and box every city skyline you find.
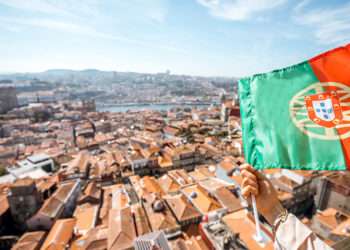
[0,0,350,77]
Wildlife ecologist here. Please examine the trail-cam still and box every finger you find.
[242,177,259,190]
[241,186,258,198]
[241,169,257,182]
[240,163,256,173]
[240,164,266,181]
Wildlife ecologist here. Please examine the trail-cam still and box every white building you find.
[0,154,55,184]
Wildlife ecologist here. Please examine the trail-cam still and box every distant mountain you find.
[0,69,120,84]
[0,69,237,85]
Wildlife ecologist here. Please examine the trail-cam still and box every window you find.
[42,163,52,172]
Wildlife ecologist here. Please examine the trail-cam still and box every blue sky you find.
[0,0,349,77]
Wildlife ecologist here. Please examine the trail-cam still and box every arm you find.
[274,213,333,250]
[240,164,333,250]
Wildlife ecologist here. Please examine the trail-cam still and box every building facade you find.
[0,87,18,114]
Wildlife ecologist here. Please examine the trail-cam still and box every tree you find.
[0,165,8,176]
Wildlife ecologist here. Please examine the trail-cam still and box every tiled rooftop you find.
[108,207,136,250]
[1,101,348,249]
[41,218,76,250]
[222,210,274,250]
[182,184,222,215]
[11,231,46,250]
[165,193,201,223]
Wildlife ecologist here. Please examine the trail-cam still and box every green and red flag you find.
[238,43,350,171]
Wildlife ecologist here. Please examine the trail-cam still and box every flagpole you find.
[251,194,264,243]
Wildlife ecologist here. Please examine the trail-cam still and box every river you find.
[97,103,211,112]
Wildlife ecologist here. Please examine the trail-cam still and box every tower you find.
[7,178,41,229]
[0,87,18,114]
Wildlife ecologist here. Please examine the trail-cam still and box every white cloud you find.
[196,0,287,21]
[116,0,168,23]
[0,0,101,18]
[148,7,167,23]
[0,0,71,16]
[0,16,185,53]
[294,1,350,45]
[293,0,311,13]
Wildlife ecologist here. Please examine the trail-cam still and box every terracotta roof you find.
[163,146,179,158]
[11,177,35,188]
[158,174,180,194]
[131,203,151,236]
[137,176,165,198]
[73,204,99,236]
[99,184,123,225]
[213,187,243,213]
[112,150,130,166]
[182,185,222,215]
[165,194,201,223]
[325,172,350,195]
[129,149,146,162]
[71,225,108,250]
[219,157,237,173]
[55,181,78,203]
[129,175,141,188]
[41,218,76,250]
[36,178,56,193]
[230,175,243,187]
[163,126,181,136]
[175,145,195,158]
[168,169,194,187]
[104,152,117,166]
[331,218,350,237]
[199,178,232,193]
[112,187,130,209]
[140,145,160,159]
[39,196,64,219]
[200,143,220,155]
[223,210,274,250]
[78,181,101,204]
[108,207,136,250]
[315,208,349,230]
[65,152,90,174]
[223,100,234,109]
[272,176,300,191]
[12,231,46,250]
[277,190,293,201]
[188,170,208,182]
[158,155,173,168]
[142,193,180,232]
[196,166,216,178]
[187,235,210,250]
[171,236,209,250]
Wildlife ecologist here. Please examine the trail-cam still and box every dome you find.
[152,200,165,212]
[190,191,197,199]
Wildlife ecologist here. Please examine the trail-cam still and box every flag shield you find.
[305,92,342,128]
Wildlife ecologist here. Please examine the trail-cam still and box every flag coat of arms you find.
[238,44,350,171]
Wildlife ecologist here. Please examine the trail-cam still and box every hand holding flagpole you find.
[240,164,273,244]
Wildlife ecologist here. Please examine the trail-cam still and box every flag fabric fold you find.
[239,44,350,171]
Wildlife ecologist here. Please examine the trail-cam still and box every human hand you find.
[240,164,284,225]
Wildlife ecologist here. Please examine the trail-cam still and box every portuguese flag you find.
[239,43,350,171]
